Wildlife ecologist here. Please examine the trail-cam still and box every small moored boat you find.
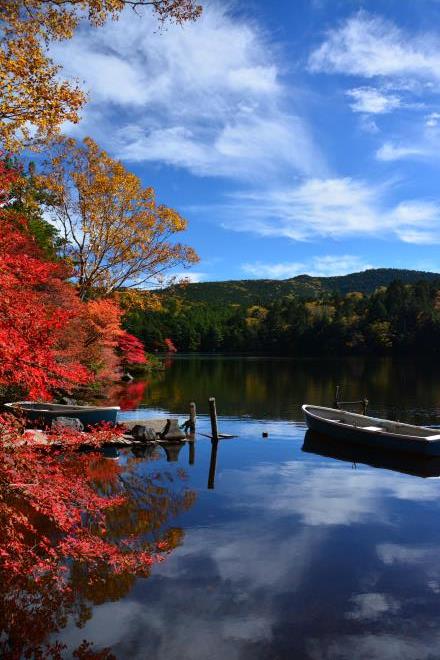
[302,404,440,456]
[4,401,120,427]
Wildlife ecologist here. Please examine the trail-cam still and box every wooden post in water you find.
[362,398,369,416]
[208,397,219,441]
[182,402,197,435]
[334,385,341,409]
[189,401,196,434]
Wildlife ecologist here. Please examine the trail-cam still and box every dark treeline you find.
[124,280,440,355]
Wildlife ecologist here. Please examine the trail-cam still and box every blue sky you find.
[53,0,440,281]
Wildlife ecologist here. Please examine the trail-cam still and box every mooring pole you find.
[362,398,369,416]
[189,401,197,434]
[208,397,219,441]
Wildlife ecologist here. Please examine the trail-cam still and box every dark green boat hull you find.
[4,401,120,427]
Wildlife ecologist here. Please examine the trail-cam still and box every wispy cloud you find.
[347,88,401,114]
[172,271,208,283]
[217,177,440,245]
[241,255,372,279]
[376,142,429,161]
[309,9,440,161]
[53,4,324,181]
[241,262,306,279]
[426,112,440,127]
[309,12,440,81]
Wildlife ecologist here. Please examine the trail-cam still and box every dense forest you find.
[158,268,440,306]
[125,279,440,356]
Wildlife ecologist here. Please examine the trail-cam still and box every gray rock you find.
[59,396,78,405]
[52,416,84,432]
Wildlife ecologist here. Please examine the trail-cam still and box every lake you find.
[58,357,440,658]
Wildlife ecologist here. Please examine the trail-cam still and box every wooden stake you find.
[189,401,196,433]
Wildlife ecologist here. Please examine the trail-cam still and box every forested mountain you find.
[161,268,440,306]
[125,278,440,356]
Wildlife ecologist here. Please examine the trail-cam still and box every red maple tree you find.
[0,160,91,399]
[118,331,147,366]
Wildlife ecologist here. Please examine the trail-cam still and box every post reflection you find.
[207,439,219,489]
[133,437,220,489]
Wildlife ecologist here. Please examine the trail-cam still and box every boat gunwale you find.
[302,404,436,443]
[4,401,120,413]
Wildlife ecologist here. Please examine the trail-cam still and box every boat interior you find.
[305,405,440,439]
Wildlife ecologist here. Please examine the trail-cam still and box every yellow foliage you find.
[305,301,335,320]
[0,1,202,150]
[42,136,199,299]
[117,289,163,313]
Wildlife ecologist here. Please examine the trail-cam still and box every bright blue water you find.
[57,357,440,659]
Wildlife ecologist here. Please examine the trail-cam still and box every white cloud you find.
[425,112,440,127]
[309,12,440,81]
[359,116,380,134]
[309,10,440,155]
[241,255,371,279]
[242,261,306,278]
[376,142,428,161]
[347,87,401,114]
[172,271,208,283]
[218,177,440,245]
[311,255,372,276]
[53,4,323,181]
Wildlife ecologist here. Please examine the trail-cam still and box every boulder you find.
[52,416,84,432]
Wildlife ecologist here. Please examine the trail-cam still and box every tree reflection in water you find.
[0,446,196,659]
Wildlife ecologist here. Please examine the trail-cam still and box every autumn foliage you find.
[0,160,91,398]
[118,331,148,366]
[0,417,196,657]
[0,2,201,655]
[0,0,202,150]
[43,136,199,300]
[0,160,151,399]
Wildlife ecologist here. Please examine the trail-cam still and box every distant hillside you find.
[163,268,440,306]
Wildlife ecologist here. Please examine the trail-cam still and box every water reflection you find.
[1,449,197,659]
[303,430,440,479]
[207,439,219,489]
[56,418,440,659]
[114,355,440,424]
[18,358,440,658]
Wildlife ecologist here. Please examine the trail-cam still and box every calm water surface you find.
[59,357,440,659]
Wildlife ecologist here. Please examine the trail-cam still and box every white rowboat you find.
[302,404,440,456]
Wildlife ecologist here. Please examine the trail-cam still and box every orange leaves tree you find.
[0,0,202,150]
[43,136,199,300]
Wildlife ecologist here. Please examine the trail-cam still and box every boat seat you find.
[426,434,440,440]
[363,426,384,432]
